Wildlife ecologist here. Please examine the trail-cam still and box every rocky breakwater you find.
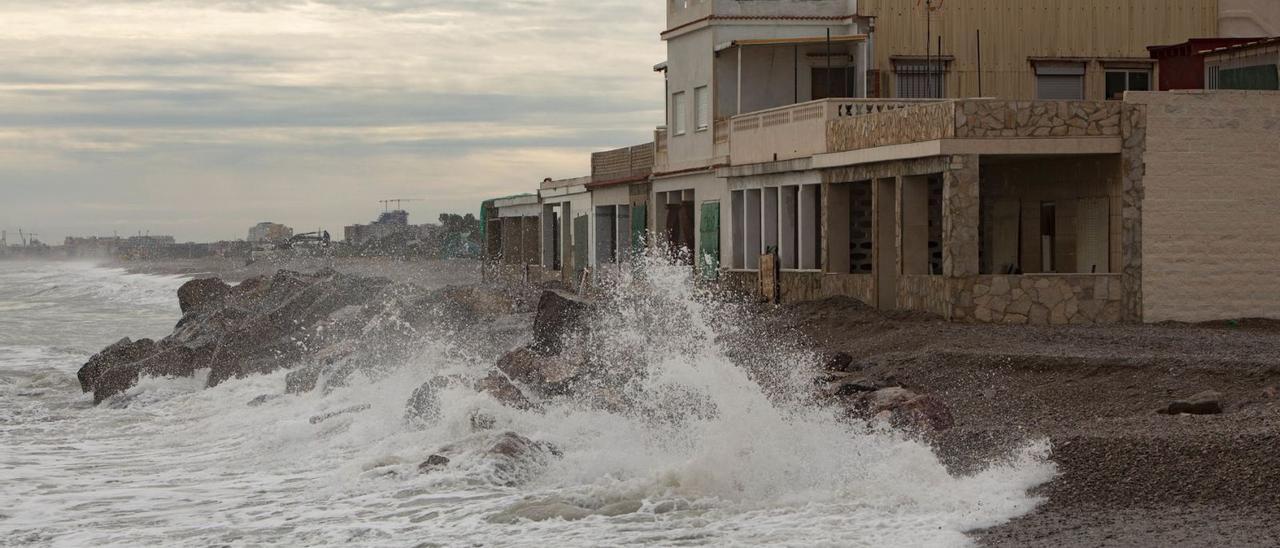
[78,269,518,404]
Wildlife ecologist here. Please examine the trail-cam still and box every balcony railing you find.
[729,98,938,165]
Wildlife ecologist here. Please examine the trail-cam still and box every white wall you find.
[1131,90,1280,322]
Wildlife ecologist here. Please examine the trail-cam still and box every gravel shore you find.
[774,297,1280,547]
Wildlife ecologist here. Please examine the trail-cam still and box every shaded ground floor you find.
[720,148,1138,325]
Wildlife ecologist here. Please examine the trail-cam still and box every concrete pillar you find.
[731,190,745,269]
[942,155,981,278]
[874,178,898,309]
[745,189,762,269]
[780,186,799,269]
[799,184,819,270]
[826,182,851,274]
[762,187,779,260]
[901,175,931,276]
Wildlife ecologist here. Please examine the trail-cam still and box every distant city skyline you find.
[0,0,666,243]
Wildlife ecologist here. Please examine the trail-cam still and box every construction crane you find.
[379,198,424,213]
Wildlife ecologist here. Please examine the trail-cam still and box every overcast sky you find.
[0,0,666,243]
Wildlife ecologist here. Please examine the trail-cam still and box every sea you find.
[0,260,1055,547]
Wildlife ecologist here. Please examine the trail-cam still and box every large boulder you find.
[475,371,536,410]
[846,386,955,433]
[176,278,230,315]
[78,338,155,394]
[531,291,593,355]
[495,347,586,396]
[77,269,442,403]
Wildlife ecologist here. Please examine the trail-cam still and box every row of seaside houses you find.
[484,0,1280,325]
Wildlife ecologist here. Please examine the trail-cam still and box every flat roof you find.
[714,34,866,53]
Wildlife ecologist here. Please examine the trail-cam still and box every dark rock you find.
[531,291,593,355]
[817,372,882,398]
[405,376,457,427]
[418,454,450,473]
[308,403,372,425]
[247,394,282,407]
[821,351,857,373]
[475,371,536,410]
[78,338,155,395]
[1164,391,1224,415]
[1263,386,1277,400]
[176,278,230,315]
[849,387,955,433]
[470,411,497,431]
[77,269,455,404]
[496,347,585,394]
[485,432,562,486]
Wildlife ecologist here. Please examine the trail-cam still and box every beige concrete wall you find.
[1129,90,1280,322]
[859,0,1219,101]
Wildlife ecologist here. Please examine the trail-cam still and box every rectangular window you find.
[1219,65,1280,90]
[1105,70,1151,100]
[694,86,710,132]
[1034,62,1085,100]
[893,60,945,99]
[672,91,687,135]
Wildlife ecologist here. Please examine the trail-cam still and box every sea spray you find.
[0,260,1056,547]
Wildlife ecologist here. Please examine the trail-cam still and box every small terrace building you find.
[718,90,1280,324]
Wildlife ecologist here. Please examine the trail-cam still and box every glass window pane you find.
[1105,72,1127,100]
[1129,71,1150,92]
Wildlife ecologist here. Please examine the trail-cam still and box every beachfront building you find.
[652,0,875,278]
[858,0,1277,101]
[480,0,1280,324]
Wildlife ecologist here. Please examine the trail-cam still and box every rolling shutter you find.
[1035,62,1085,100]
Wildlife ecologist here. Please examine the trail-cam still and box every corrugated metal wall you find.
[859,0,1220,100]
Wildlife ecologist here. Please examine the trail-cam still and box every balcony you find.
[728,98,938,165]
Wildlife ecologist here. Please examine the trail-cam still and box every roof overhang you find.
[714,34,867,53]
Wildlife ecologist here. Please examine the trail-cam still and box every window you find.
[1105,70,1151,100]
[1034,62,1085,100]
[694,86,710,132]
[893,60,946,99]
[672,91,687,135]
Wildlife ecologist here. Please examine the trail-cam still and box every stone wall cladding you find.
[1127,90,1280,322]
[942,155,980,278]
[828,99,1123,154]
[821,273,875,304]
[898,275,951,317]
[962,275,1123,325]
[827,101,956,151]
[1120,103,1146,323]
[956,101,1122,138]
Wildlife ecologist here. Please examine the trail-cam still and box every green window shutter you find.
[699,201,721,279]
[1220,65,1280,90]
[631,203,648,254]
[573,215,589,272]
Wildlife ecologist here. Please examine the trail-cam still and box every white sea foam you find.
[0,259,1056,547]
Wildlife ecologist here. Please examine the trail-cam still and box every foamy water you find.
[0,260,1055,547]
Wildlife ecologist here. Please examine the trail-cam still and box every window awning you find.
[714,34,867,53]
